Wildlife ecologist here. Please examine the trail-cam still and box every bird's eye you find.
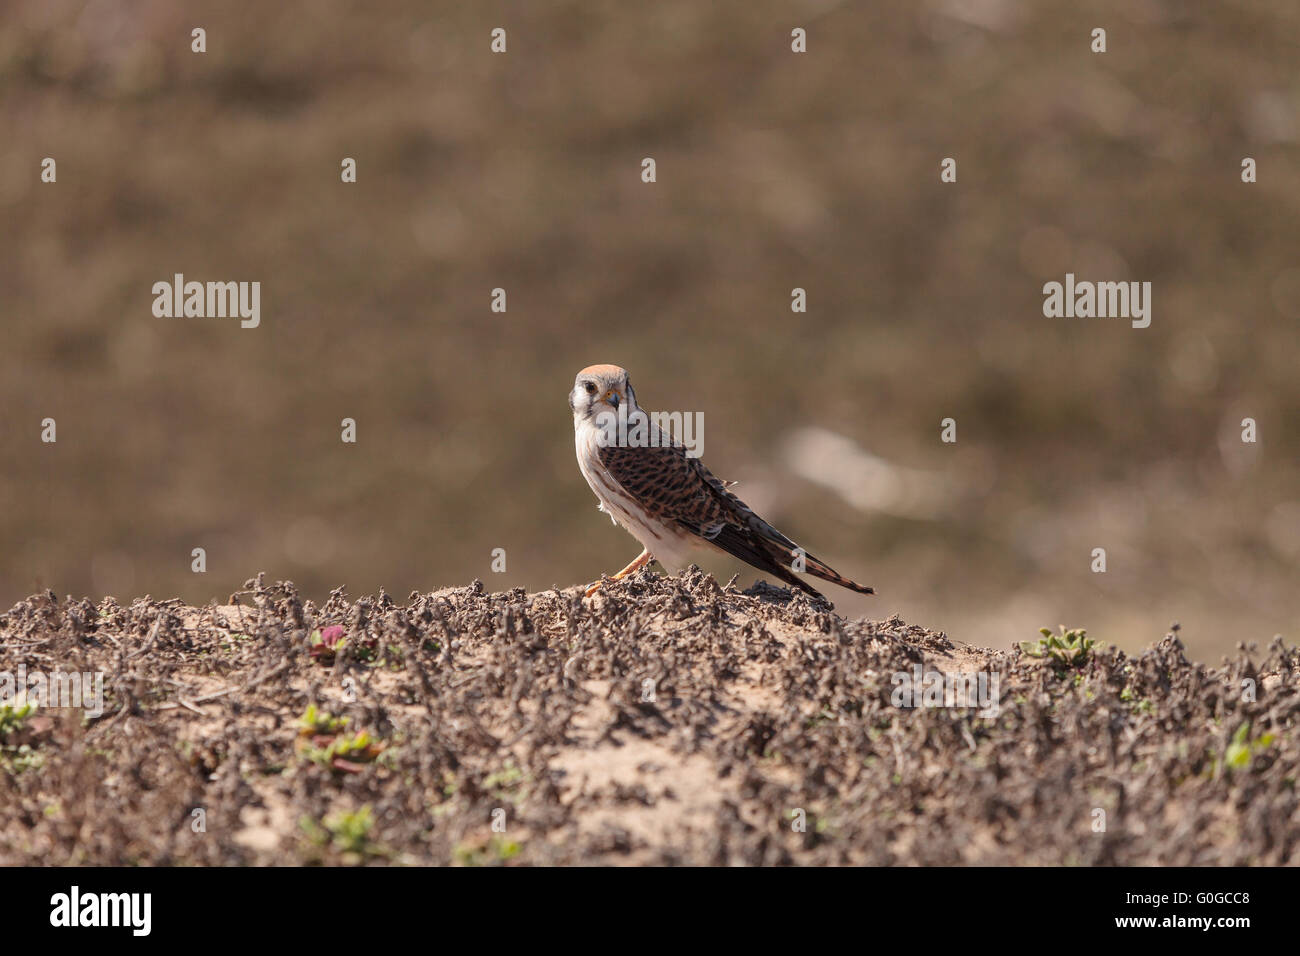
[584,382,597,395]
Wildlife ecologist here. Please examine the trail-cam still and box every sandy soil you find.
[1,570,1296,865]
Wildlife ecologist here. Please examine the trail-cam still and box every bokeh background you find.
[2,0,1296,659]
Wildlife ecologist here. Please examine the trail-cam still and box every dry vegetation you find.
[2,571,1296,865]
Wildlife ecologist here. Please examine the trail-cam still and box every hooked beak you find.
[604,390,621,410]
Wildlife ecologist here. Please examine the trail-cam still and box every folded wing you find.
[597,441,872,600]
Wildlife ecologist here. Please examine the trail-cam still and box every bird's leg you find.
[584,548,653,598]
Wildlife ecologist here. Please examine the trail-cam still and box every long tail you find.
[798,549,874,595]
[706,523,873,600]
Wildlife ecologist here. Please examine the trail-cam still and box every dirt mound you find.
[1,571,1296,865]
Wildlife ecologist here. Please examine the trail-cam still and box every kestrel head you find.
[570,364,639,422]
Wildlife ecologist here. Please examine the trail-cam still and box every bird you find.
[569,364,873,603]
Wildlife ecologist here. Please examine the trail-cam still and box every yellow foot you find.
[583,549,653,598]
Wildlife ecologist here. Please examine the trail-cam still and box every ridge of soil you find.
[1,570,1296,865]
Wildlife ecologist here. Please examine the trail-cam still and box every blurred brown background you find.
[1,1,1296,659]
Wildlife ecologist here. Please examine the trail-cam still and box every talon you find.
[582,549,654,599]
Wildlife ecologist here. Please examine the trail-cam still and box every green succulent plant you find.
[1020,626,1097,668]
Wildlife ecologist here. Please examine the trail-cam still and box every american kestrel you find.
[570,365,874,602]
